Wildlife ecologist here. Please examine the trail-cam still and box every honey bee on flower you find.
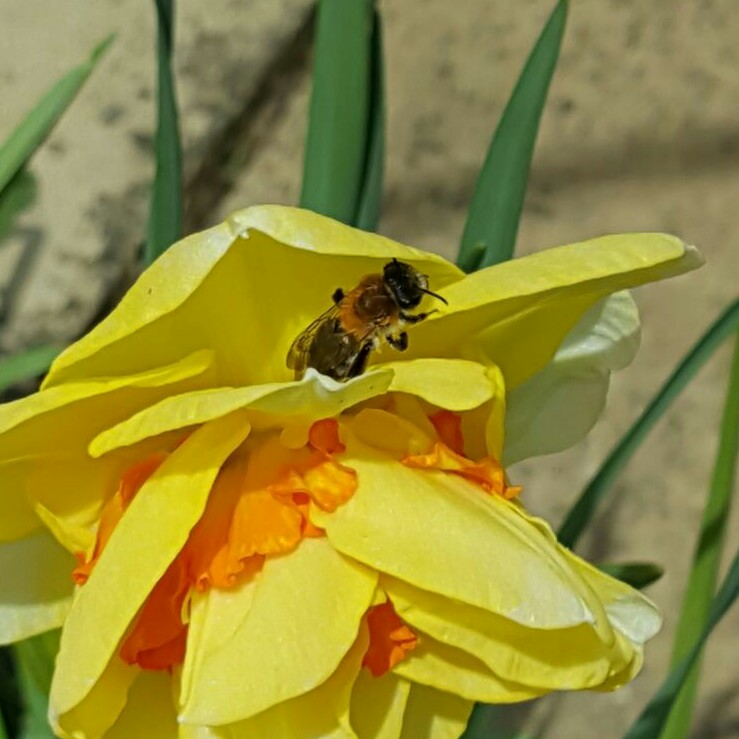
[0,206,701,738]
[287,258,448,381]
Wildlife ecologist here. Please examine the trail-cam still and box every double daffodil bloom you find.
[0,206,701,738]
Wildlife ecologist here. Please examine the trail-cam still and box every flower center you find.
[73,418,356,671]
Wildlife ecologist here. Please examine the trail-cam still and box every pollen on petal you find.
[363,600,418,677]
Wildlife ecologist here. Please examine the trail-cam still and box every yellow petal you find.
[384,359,496,411]
[401,234,701,389]
[393,634,543,703]
[351,671,410,739]
[106,670,178,739]
[385,576,614,690]
[399,684,473,739]
[181,538,378,725]
[313,432,608,630]
[51,412,251,717]
[34,501,95,555]
[51,655,137,739]
[221,623,369,739]
[44,206,462,389]
[90,368,394,458]
[0,350,215,541]
[0,531,74,644]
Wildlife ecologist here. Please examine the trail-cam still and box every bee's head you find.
[383,258,448,309]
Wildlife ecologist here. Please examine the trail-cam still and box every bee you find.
[287,258,448,381]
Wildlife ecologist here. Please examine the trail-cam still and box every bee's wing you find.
[287,304,374,379]
[286,304,343,374]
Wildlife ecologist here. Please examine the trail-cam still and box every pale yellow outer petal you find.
[0,531,74,644]
[504,291,640,465]
[0,350,215,540]
[351,671,410,739]
[313,433,610,632]
[180,538,378,726]
[562,548,662,644]
[393,635,543,704]
[44,206,462,389]
[400,234,701,389]
[221,624,369,739]
[105,671,179,739]
[90,368,393,458]
[399,684,474,739]
[51,412,251,720]
[385,576,615,690]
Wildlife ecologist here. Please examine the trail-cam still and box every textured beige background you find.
[2,0,739,737]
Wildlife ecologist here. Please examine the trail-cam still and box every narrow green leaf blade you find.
[0,345,61,394]
[0,169,37,243]
[144,0,183,265]
[598,562,664,590]
[300,0,374,225]
[457,0,567,272]
[0,35,113,194]
[13,631,59,739]
[660,334,739,739]
[623,546,739,739]
[558,298,739,549]
[354,10,385,232]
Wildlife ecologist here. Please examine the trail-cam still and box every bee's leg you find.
[386,331,408,352]
[332,288,345,304]
[347,342,373,378]
[400,309,438,325]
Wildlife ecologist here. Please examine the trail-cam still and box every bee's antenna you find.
[421,288,448,305]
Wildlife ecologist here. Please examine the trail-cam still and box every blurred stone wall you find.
[2,1,738,736]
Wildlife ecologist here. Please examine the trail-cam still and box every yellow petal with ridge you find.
[90,368,393,458]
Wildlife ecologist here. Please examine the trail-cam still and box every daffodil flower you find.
[0,206,701,738]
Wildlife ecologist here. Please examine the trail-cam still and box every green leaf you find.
[0,345,61,394]
[144,0,183,265]
[558,298,739,549]
[300,0,374,225]
[598,562,664,590]
[0,35,113,195]
[457,0,567,272]
[623,546,739,739]
[0,169,37,243]
[13,631,59,739]
[354,10,385,232]
[659,334,739,739]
